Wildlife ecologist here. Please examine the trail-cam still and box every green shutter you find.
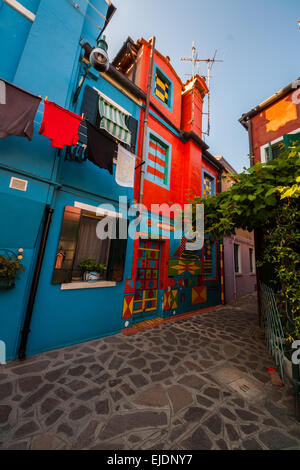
[106,218,128,282]
[99,97,132,146]
[51,206,81,285]
[283,133,300,148]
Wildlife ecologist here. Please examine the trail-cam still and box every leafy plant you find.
[187,145,300,354]
[78,258,107,273]
[0,254,25,280]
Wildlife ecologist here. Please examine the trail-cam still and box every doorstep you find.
[122,304,223,336]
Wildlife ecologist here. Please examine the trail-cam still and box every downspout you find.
[127,41,137,84]
[232,236,237,302]
[18,205,54,360]
[245,118,255,167]
[244,117,262,324]
[218,170,225,304]
[139,36,156,208]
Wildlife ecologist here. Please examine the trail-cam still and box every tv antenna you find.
[181,44,223,136]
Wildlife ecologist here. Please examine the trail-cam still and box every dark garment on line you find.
[0,79,41,141]
[86,121,117,175]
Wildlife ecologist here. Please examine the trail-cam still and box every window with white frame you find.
[260,128,300,163]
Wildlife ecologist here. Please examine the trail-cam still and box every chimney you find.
[181,75,209,137]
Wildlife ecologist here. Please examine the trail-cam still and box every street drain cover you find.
[228,377,266,401]
[213,366,266,402]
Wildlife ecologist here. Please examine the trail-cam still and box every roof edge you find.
[239,77,300,127]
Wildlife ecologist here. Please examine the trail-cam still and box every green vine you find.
[188,146,300,352]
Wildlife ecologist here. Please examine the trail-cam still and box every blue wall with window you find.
[0,0,141,360]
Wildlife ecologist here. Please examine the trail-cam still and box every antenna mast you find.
[181,44,223,136]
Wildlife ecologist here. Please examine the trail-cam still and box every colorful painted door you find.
[133,239,161,321]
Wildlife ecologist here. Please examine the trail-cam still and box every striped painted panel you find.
[147,134,169,186]
[155,73,169,105]
[204,239,217,280]
[99,97,132,145]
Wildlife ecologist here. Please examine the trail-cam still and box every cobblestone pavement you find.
[0,293,299,450]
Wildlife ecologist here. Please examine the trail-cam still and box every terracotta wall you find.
[251,90,300,164]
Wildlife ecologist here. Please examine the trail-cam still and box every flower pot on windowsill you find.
[83,271,101,283]
[0,279,16,290]
[78,259,107,283]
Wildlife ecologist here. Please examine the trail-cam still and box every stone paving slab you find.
[0,293,299,450]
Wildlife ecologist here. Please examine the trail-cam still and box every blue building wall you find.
[0,0,140,360]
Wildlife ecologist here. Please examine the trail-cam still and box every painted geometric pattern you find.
[147,134,169,187]
[192,285,207,305]
[203,173,215,198]
[204,239,216,280]
[169,251,202,277]
[155,72,170,105]
[163,289,179,311]
[133,240,160,314]
[123,295,134,320]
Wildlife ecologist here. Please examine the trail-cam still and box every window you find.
[234,243,241,274]
[72,214,110,281]
[203,171,216,198]
[249,247,255,274]
[260,129,300,163]
[153,65,173,110]
[52,205,127,285]
[265,141,284,162]
[99,95,132,146]
[79,86,138,153]
[146,131,171,189]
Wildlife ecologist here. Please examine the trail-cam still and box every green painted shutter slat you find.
[51,206,81,285]
[99,97,132,145]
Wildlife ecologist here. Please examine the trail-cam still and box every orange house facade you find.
[240,78,300,165]
[114,38,225,327]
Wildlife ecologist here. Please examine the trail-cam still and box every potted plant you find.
[0,254,25,290]
[78,258,107,282]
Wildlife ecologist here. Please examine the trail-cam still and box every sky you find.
[104,0,300,172]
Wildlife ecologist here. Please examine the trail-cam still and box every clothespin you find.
[45,96,48,102]
[81,113,85,119]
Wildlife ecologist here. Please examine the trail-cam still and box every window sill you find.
[61,281,117,291]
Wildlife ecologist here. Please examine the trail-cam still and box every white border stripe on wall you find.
[3,0,36,22]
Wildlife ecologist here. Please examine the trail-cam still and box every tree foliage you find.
[189,146,300,348]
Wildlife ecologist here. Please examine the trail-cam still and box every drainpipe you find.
[18,205,54,360]
[244,118,262,324]
[127,41,137,84]
[245,118,255,167]
[139,36,156,208]
[232,236,237,302]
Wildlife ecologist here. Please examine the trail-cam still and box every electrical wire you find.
[67,0,103,30]
[83,0,107,22]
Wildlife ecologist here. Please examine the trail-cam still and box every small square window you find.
[203,171,216,198]
[153,65,173,110]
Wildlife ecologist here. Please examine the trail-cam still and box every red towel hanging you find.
[39,101,83,149]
